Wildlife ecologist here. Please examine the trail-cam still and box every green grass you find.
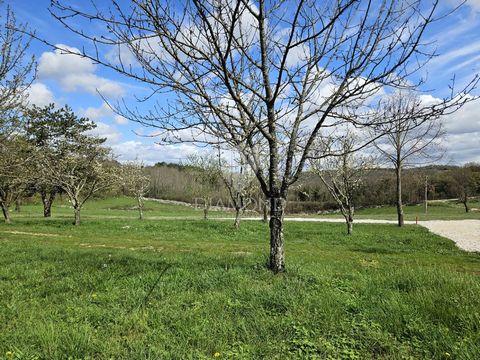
[294,199,480,221]
[14,196,236,221]
[352,200,480,221]
[1,198,479,359]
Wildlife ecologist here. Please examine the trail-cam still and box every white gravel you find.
[419,220,480,252]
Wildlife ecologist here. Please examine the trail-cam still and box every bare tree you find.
[186,153,222,220]
[311,133,373,235]
[0,3,36,223]
[0,3,34,119]
[41,135,116,226]
[121,161,151,220]
[49,0,478,272]
[451,165,478,213]
[374,91,446,226]
[0,134,33,223]
[216,148,257,228]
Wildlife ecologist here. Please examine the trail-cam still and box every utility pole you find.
[424,175,428,215]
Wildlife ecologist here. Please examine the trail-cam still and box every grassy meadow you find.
[0,197,479,359]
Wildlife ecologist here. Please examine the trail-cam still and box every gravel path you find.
[420,220,480,252]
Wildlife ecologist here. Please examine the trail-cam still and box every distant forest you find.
[146,162,480,214]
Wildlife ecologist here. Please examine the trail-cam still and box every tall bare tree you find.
[311,133,373,235]
[374,91,446,226]
[50,0,478,272]
[0,3,34,119]
[0,3,36,223]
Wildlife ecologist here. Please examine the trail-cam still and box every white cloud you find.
[428,40,480,70]
[114,115,128,125]
[447,0,480,12]
[80,102,129,126]
[110,140,199,164]
[38,44,125,98]
[441,98,480,163]
[82,102,112,120]
[26,82,55,107]
[465,0,480,11]
[87,121,122,145]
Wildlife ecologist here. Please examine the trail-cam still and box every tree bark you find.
[203,198,210,220]
[396,165,404,227]
[73,205,81,226]
[346,209,354,235]
[262,198,268,223]
[137,196,144,220]
[463,194,470,213]
[234,208,241,229]
[269,197,286,273]
[424,176,428,215]
[41,191,56,218]
[1,202,11,223]
[15,199,21,212]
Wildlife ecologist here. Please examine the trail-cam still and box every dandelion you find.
[444,352,451,358]
[91,293,97,300]
[6,351,13,357]
[213,352,220,357]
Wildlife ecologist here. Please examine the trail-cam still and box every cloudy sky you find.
[11,0,480,165]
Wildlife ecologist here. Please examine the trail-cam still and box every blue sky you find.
[11,0,480,165]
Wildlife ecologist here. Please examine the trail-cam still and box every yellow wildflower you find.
[6,351,13,357]
[444,352,451,358]
[213,352,220,357]
[91,293,97,299]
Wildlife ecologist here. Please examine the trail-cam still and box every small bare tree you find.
[451,165,478,213]
[186,153,222,220]
[374,91,446,226]
[311,133,373,235]
[42,136,116,225]
[49,0,478,272]
[121,161,151,220]
[216,149,257,228]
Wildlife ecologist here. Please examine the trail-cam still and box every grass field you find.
[12,196,480,222]
[1,197,480,359]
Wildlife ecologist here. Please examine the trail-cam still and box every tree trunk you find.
[396,166,404,227]
[269,197,285,273]
[1,202,11,223]
[346,209,354,235]
[15,199,21,212]
[424,176,428,215]
[234,208,241,229]
[41,191,56,218]
[263,198,268,223]
[463,194,470,213]
[137,196,144,220]
[73,206,81,226]
[203,198,210,220]
[347,220,353,235]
